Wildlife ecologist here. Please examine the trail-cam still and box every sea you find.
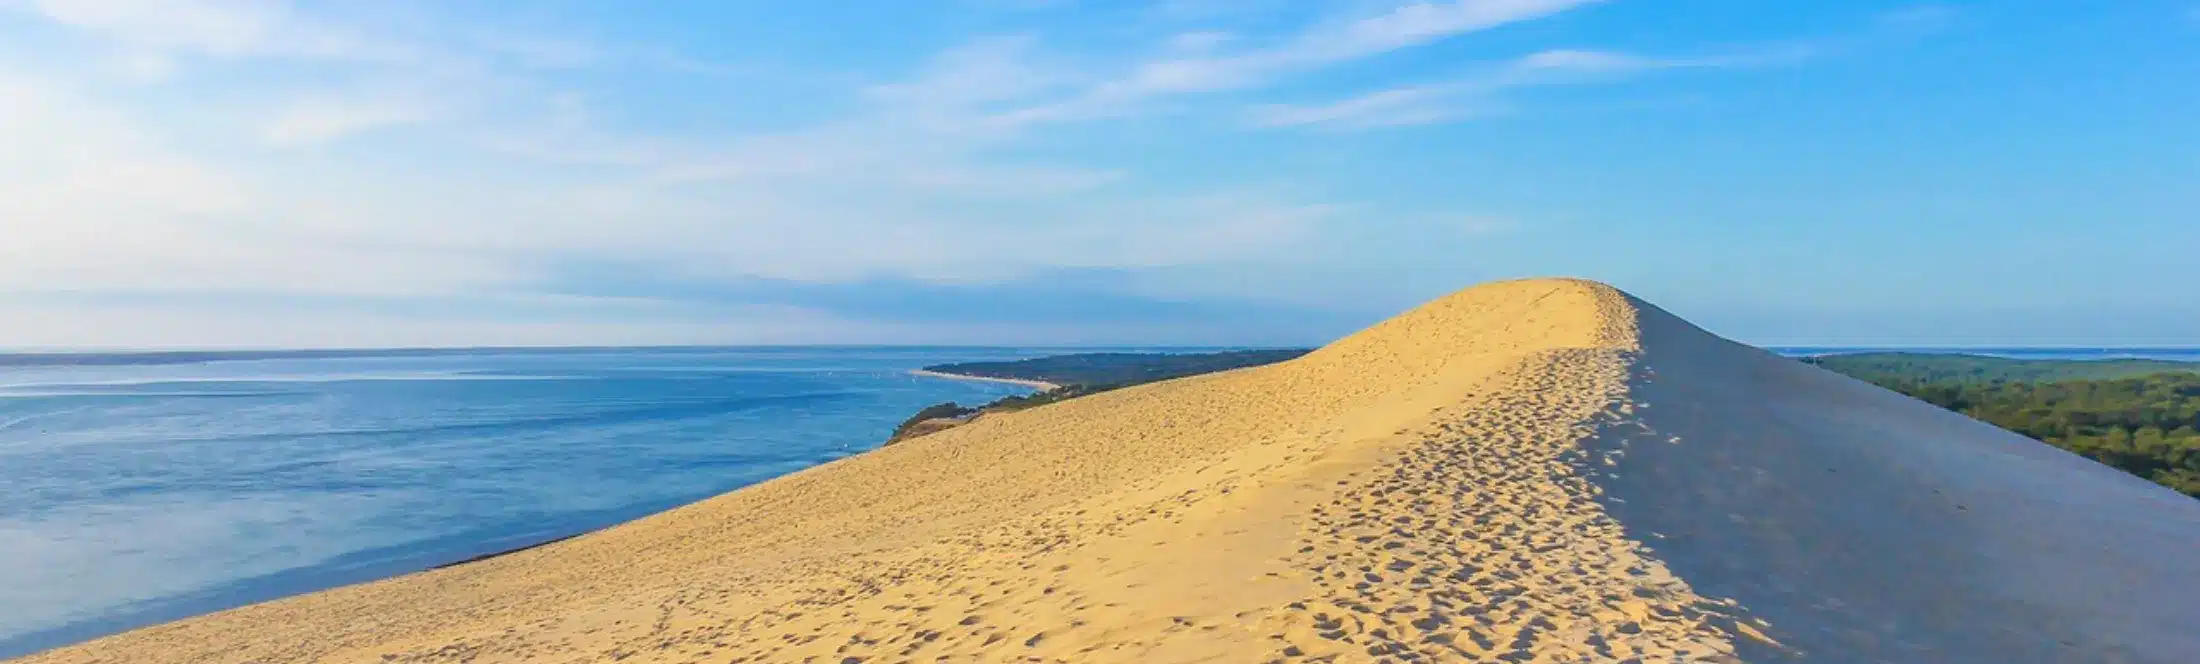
[2,345,2195,657]
[0,346,1083,657]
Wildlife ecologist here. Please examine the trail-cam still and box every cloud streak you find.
[9,0,421,63]
[1249,39,1826,129]
[0,0,1915,345]
[261,90,442,145]
[986,0,1606,126]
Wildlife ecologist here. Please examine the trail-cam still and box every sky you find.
[1,0,2195,349]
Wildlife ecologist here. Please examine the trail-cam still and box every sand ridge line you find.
[8,279,1804,663]
[14,279,1751,664]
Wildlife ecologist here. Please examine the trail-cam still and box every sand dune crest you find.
[19,278,2199,663]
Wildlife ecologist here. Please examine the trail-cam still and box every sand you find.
[18,278,2199,663]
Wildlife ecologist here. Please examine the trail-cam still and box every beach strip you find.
[907,369,1060,391]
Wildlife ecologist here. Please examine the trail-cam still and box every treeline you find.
[886,384,1111,438]
[886,384,1125,445]
[1806,352,2198,384]
[1845,370,2200,497]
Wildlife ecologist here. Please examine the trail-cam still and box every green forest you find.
[1813,355,2200,497]
[1807,352,2199,384]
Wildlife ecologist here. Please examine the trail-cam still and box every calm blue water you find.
[0,347,1069,657]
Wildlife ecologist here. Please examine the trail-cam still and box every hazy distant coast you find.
[888,350,1313,445]
[907,369,1060,391]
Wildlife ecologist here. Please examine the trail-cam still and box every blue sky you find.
[1,1,2194,348]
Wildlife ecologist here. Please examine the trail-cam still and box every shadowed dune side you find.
[1580,296,2200,663]
[16,278,2199,663]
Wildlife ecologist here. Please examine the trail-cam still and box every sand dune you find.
[19,278,2199,663]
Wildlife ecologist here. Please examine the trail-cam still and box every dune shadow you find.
[1570,302,2200,663]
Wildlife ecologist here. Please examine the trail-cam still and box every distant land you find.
[1804,352,2200,383]
[1801,353,2200,496]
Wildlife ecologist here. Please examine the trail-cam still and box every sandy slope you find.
[19,279,2199,663]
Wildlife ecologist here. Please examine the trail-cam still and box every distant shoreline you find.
[908,369,1059,391]
[431,532,589,570]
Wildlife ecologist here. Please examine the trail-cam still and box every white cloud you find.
[987,0,1605,126]
[108,50,176,81]
[892,165,1126,195]
[10,0,419,62]
[0,69,247,220]
[0,58,1318,299]
[1251,84,1472,127]
[1514,48,1662,73]
[261,92,440,145]
[0,296,850,348]
[1251,44,1810,129]
[470,31,600,69]
[0,66,534,297]
[1147,0,1291,21]
[0,0,1637,345]
[859,35,1078,137]
[1295,0,1604,63]
[1165,30,1236,53]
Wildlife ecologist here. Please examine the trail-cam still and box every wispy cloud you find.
[1247,31,1831,130]
[1514,48,1666,73]
[1165,30,1236,53]
[860,35,1077,133]
[1251,83,1480,128]
[1246,48,1650,128]
[0,0,1924,344]
[7,0,421,63]
[1290,0,1605,63]
[261,90,441,146]
[1,0,1593,298]
[989,0,1606,126]
[469,31,601,69]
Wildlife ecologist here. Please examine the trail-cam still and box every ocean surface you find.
[0,346,1087,657]
[3,345,2195,657]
